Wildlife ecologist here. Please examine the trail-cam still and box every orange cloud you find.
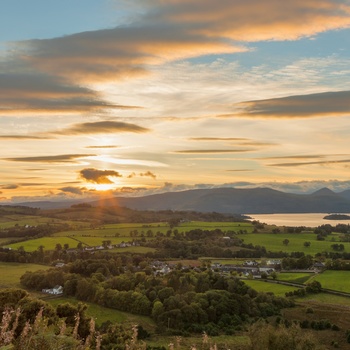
[233,90,350,118]
[0,73,136,116]
[144,0,350,41]
[79,168,123,184]
[18,26,241,84]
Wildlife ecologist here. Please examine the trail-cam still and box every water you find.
[247,213,350,227]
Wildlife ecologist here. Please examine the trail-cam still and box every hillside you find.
[99,187,350,214]
[7,187,350,214]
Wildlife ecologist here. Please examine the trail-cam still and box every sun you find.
[89,183,116,192]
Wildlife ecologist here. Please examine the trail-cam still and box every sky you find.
[1,0,350,204]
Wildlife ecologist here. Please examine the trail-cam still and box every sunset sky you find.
[1,0,350,204]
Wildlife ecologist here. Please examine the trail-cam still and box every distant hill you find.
[92,187,350,214]
[8,187,350,214]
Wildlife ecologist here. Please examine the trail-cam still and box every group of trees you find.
[20,260,293,335]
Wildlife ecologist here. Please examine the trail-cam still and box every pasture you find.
[0,215,88,229]
[243,279,300,297]
[241,232,350,255]
[276,272,314,284]
[8,237,83,251]
[312,270,350,293]
[47,297,155,329]
[0,262,50,289]
[296,293,350,306]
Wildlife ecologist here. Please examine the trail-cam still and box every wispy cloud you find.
[173,149,253,154]
[0,72,136,116]
[0,135,51,140]
[226,169,254,172]
[52,121,150,135]
[79,168,122,184]
[269,159,350,167]
[141,0,350,41]
[85,145,120,149]
[2,154,95,163]
[140,171,157,179]
[189,137,249,141]
[60,186,84,195]
[128,171,157,179]
[234,90,350,118]
[0,184,19,190]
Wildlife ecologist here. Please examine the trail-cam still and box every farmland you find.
[0,262,50,289]
[312,270,350,293]
[241,231,350,255]
[2,205,350,349]
[242,279,300,296]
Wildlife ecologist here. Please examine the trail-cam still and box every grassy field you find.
[312,270,350,293]
[0,215,88,229]
[276,272,314,284]
[241,232,349,255]
[52,221,253,237]
[243,279,300,297]
[296,292,350,306]
[7,236,84,251]
[0,262,50,289]
[109,246,156,253]
[47,297,155,330]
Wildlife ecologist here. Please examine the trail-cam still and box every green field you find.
[276,272,314,284]
[0,262,50,289]
[6,221,253,252]
[52,221,253,237]
[110,246,156,253]
[312,270,350,293]
[47,297,155,329]
[7,237,84,251]
[241,232,349,255]
[296,292,350,306]
[0,215,88,229]
[243,279,300,297]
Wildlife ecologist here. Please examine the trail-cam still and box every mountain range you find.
[12,187,350,214]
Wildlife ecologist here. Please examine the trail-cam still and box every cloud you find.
[0,72,135,116]
[269,159,350,167]
[53,121,150,135]
[189,137,249,141]
[260,155,327,160]
[114,187,148,194]
[14,25,240,85]
[2,154,95,163]
[226,169,254,172]
[25,168,48,171]
[79,168,122,184]
[0,184,19,190]
[173,149,253,154]
[2,0,349,118]
[85,145,120,149]
[127,171,157,179]
[234,90,350,118]
[141,0,350,41]
[60,186,84,195]
[140,171,157,179]
[0,135,51,140]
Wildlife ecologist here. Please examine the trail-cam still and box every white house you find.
[42,285,63,295]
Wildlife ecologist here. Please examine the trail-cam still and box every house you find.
[42,285,63,295]
[313,262,325,271]
[55,262,65,268]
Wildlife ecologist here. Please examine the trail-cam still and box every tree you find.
[282,239,290,246]
[304,241,311,248]
[306,280,322,294]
